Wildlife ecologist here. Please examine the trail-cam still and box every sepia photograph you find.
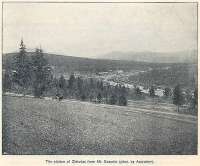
[2,2,198,155]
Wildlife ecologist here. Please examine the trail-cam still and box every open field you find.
[2,95,197,155]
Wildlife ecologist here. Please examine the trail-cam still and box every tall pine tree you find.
[31,47,51,97]
[57,75,67,97]
[149,86,155,97]
[13,39,31,94]
[173,84,184,112]
[163,87,171,97]
[3,72,12,92]
[191,88,198,111]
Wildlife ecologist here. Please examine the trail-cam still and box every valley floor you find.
[2,95,197,155]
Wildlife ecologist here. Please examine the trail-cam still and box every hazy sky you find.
[3,3,197,58]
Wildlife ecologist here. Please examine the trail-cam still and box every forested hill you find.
[3,51,197,89]
[3,52,173,73]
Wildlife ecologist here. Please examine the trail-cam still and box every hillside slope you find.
[3,95,197,155]
[3,52,153,73]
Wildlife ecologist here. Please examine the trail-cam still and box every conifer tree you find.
[77,77,83,93]
[191,88,198,111]
[194,88,198,107]
[97,93,102,103]
[13,39,31,94]
[118,95,127,106]
[173,84,184,112]
[58,75,66,90]
[149,86,155,97]
[3,72,12,92]
[109,94,117,105]
[31,47,51,97]
[68,74,75,89]
[58,75,67,97]
[164,87,171,97]
[135,87,142,96]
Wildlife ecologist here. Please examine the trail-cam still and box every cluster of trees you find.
[3,40,128,106]
[172,85,197,113]
[133,84,197,113]
[51,75,128,106]
[162,85,197,113]
[4,40,53,97]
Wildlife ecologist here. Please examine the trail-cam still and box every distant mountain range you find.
[96,50,197,63]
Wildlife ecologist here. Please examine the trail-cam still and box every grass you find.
[2,95,197,155]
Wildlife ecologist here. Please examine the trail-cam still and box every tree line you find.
[2,40,197,111]
[3,40,128,106]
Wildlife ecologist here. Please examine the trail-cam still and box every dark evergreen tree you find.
[57,75,67,97]
[135,87,142,96]
[68,74,75,89]
[114,84,120,98]
[81,93,86,101]
[13,39,31,94]
[149,86,155,97]
[89,78,95,89]
[77,77,83,92]
[31,48,52,97]
[77,77,84,99]
[3,72,12,92]
[58,75,66,89]
[89,93,94,101]
[97,93,102,103]
[173,84,184,112]
[194,88,198,106]
[118,95,127,106]
[105,85,112,102]
[120,85,127,96]
[109,94,117,105]
[104,85,110,104]
[163,87,171,97]
[99,80,104,91]
[49,77,59,97]
[185,89,192,104]
[191,88,198,110]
